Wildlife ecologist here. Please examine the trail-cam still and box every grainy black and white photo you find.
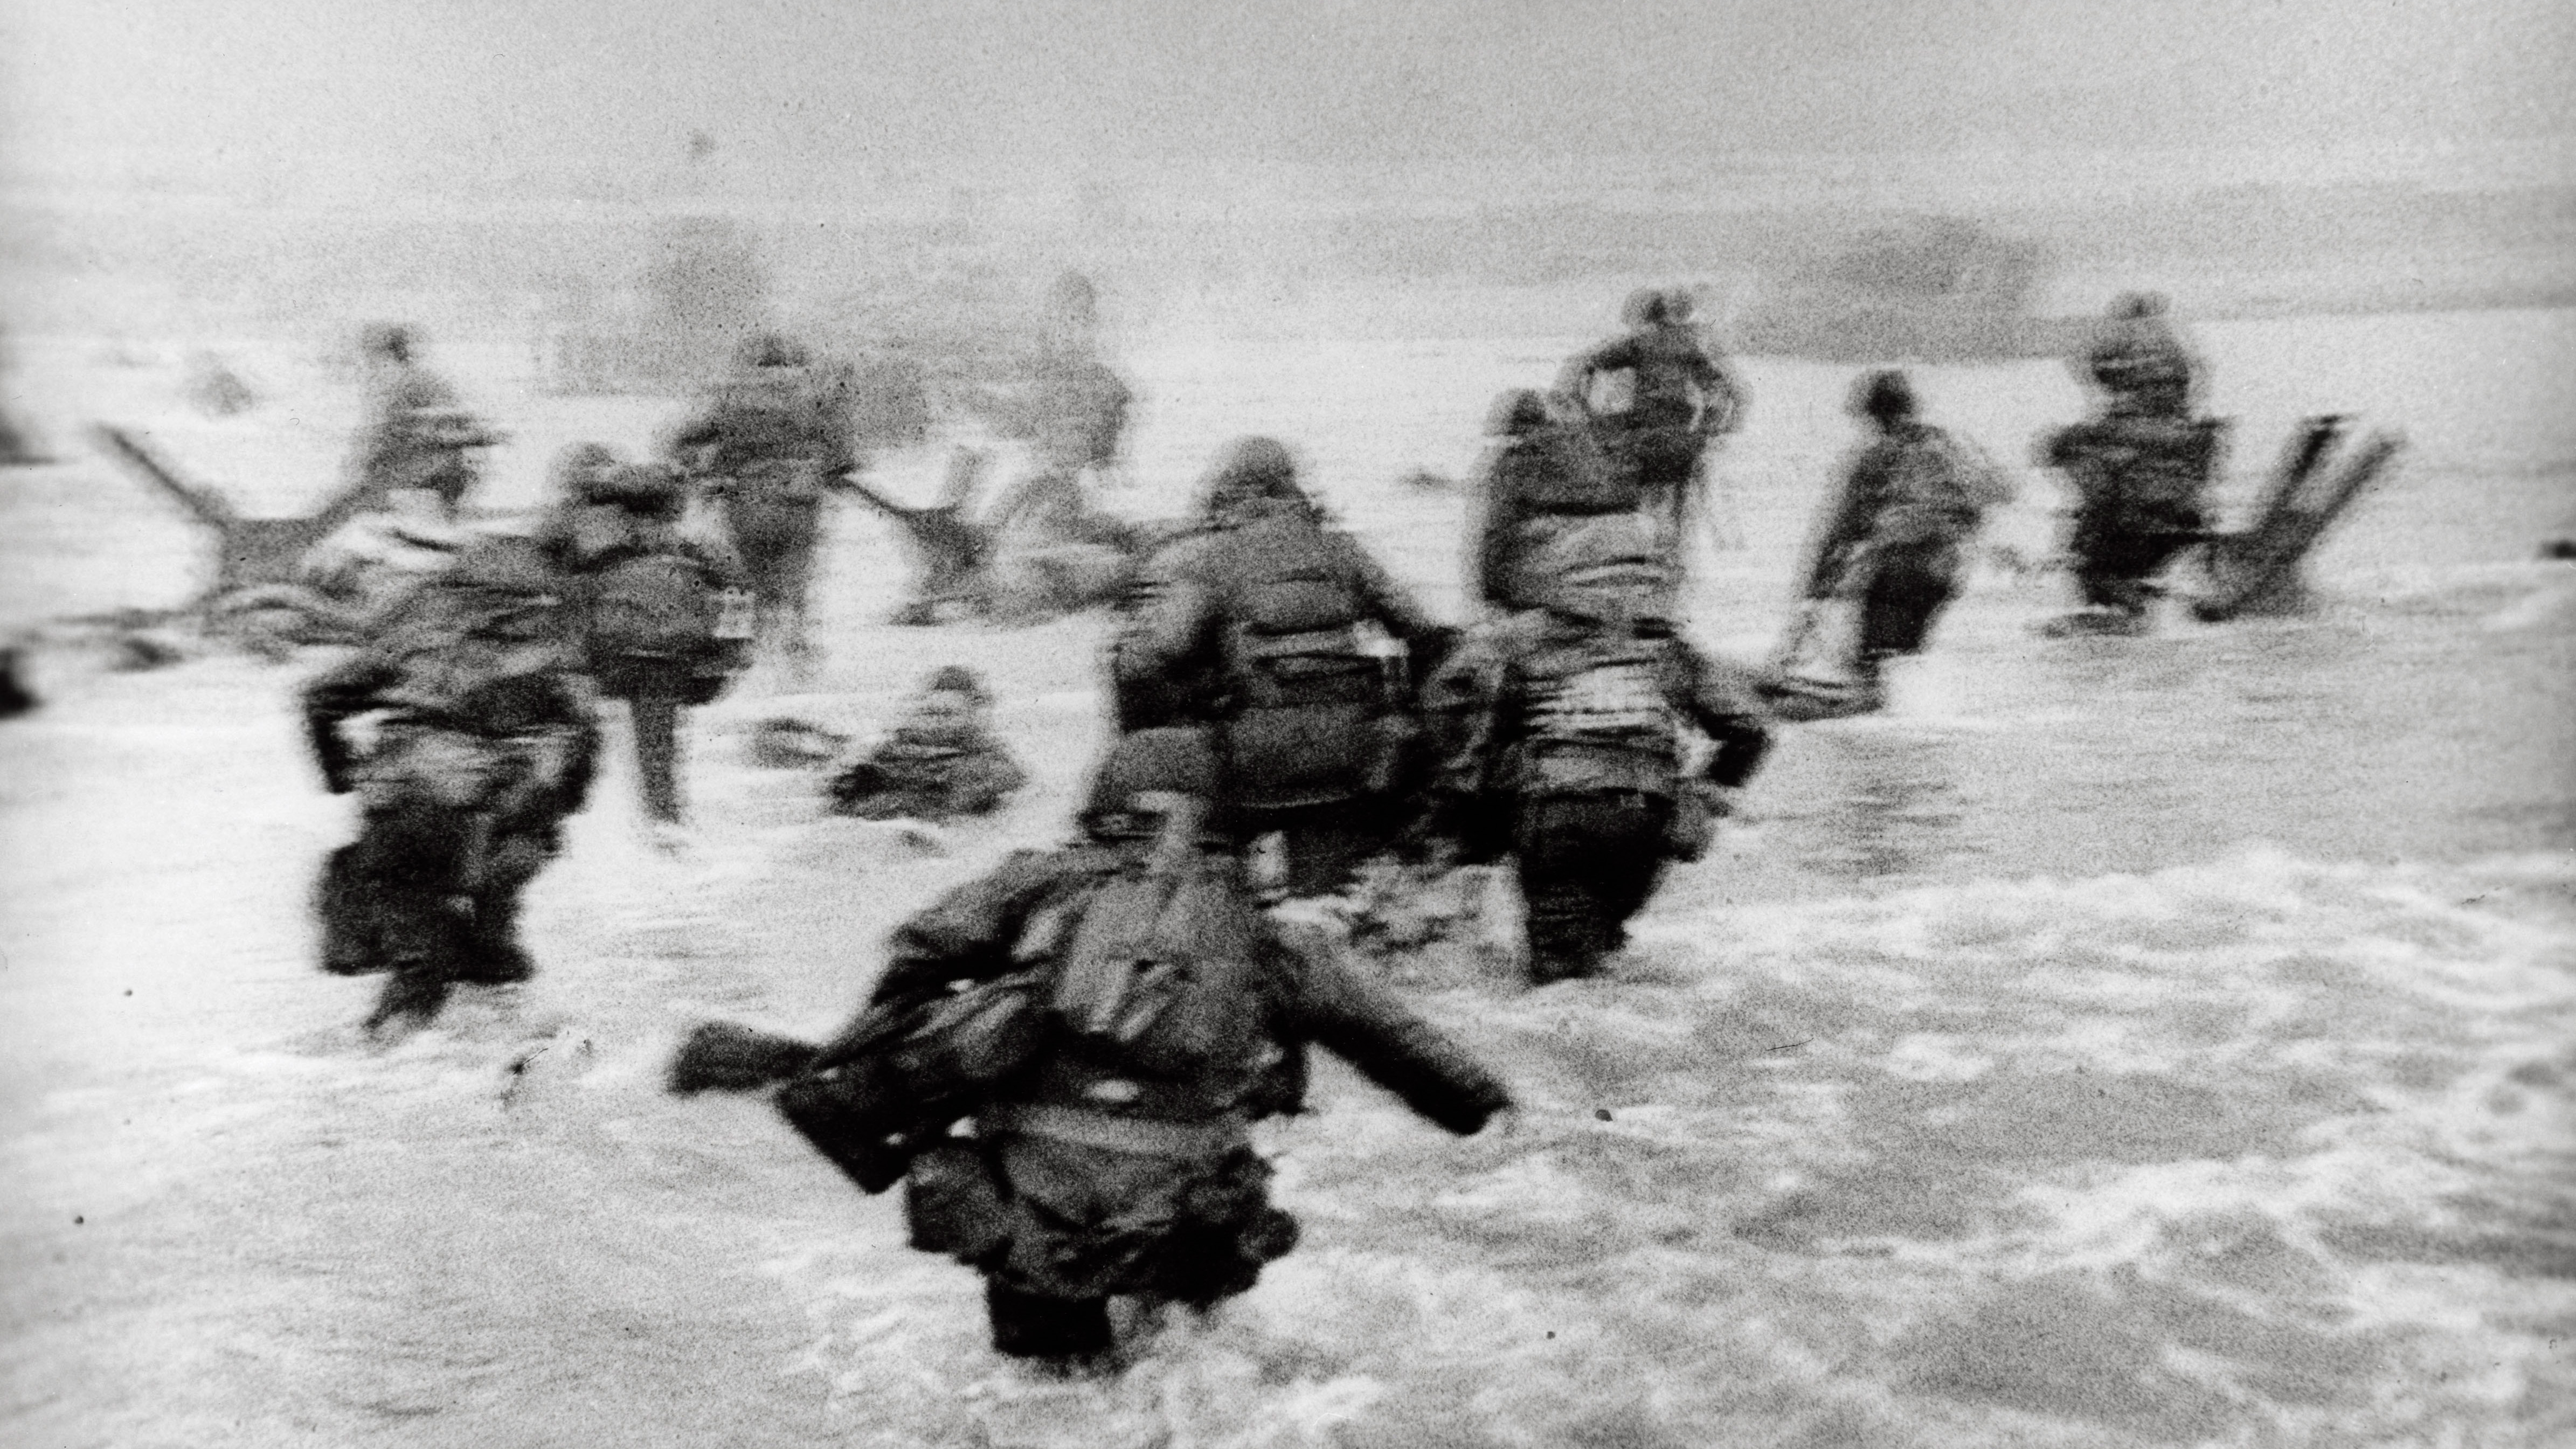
[2,2,2570,1445]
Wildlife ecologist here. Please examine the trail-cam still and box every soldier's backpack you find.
[1873,425,2011,547]
[586,549,723,664]
[1046,803,1273,1089]
[1498,419,1638,516]
[1213,512,1401,810]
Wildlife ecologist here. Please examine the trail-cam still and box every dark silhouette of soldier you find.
[304,536,599,1031]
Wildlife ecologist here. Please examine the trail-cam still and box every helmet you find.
[359,322,415,363]
[550,442,621,501]
[1855,369,1916,423]
[1531,512,1678,627]
[1199,435,1303,519]
[1486,388,1550,438]
[737,332,807,370]
[1620,288,1670,329]
[923,664,988,702]
[1080,727,1220,837]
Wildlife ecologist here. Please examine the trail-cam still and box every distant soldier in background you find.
[354,323,498,519]
[543,459,750,840]
[1026,271,1134,490]
[1782,371,2012,710]
[1423,514,1771,985]
[1557,288,1745,552]
[1111,437,1451,897]
[2044,293,2224,632]
[304,536,599,1032]
[668,334,853,667]
[827,664,1027,822]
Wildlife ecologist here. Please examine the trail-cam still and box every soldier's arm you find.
[1555,335,1634,411]
[1108,556,1218,691]
[1418,623,1515,823]
[1692,341,1746,436]
[299,652,399,793]
[866,849,1085,1008]
[542,675,603,812]
[1269,929,1513,1135]
[1338,533,1444,646]
[1798,448,1883,598]
[1674,642,1773,788]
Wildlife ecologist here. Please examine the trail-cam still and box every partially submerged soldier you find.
[1776,370,2012,713]
[352,323,499,519]
[1424,513,1771,984]
[1557,288,1745,550]
[1111,436,1452,896]
[827,664,1027,822]
[769,727,1512,1373]
[2042,293,2225,632]
[304,535,599,1033]
[542,457,750,840]
[667,333,853,664]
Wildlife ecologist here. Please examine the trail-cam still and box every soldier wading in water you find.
[671,727,1512,1374]
[304,536,599,1032]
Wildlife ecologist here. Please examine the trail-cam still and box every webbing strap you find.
[986,1102,1248,1157]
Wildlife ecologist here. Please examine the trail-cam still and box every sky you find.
[4,0,2571,198]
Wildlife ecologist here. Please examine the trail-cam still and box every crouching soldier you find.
[1424,514,1771,984]
[827,664,1027,821]
[304,536,599,1032]
[753,728,1512,1372]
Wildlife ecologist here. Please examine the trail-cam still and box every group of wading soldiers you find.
[301,283,2215,1377]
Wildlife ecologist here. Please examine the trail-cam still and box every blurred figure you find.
[2045,294,2225,632]
[827,665,1026,822]
[668,332,854,668]
[1423,514,1771,984]
[1781,371,2012,711]
[2084,292,2197,419]
[761,728,1511,1374]
[1557,287,1745,549]
[545,459,752,837]
[303,536,599,1032]
[1027,270,1134,489]
[1467,387,1638,614]
[354,323,498,518]
[1111,436,1452,896]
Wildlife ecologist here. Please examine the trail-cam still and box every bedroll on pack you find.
[1501,420,1638,515]
[1051,807,1272,1083]
[587,552,722,662]
[1531,512,1680,628]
